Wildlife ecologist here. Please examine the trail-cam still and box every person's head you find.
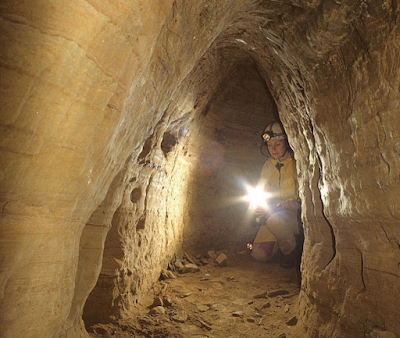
[262,121,289,160]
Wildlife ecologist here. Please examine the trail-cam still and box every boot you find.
[280,250,296,268]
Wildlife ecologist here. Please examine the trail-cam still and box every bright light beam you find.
[244,184,271,210]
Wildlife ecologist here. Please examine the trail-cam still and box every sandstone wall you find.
[1,1,400,338]
[254,4,400,337]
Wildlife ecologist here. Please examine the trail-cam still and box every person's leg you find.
[251,224,278,262]
[251,241,277,262]
[266,210,301,267]
[266,211,299,255]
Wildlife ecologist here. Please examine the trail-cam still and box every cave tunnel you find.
[1,1,400,338]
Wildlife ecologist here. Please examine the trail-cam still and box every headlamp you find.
[262,131,286,142]
[262,131,274,141]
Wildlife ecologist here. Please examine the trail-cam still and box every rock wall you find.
[253,3,400,337]
[1,1,400,338]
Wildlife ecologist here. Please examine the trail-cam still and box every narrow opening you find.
[83,205,124,330]
[184,60,281,252]
[84,60,304,337]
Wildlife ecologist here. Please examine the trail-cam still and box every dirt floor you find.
[88,249,306,338]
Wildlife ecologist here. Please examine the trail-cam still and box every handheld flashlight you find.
[244,185,271,211]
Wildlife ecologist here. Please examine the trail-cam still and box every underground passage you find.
[1,1,400,338]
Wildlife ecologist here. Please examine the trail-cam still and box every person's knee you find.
[267,211,285,224]
[265,211,287,234]
[265,212,298,255]
[266,211,301,235]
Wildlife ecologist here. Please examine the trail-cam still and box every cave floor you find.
[89,250,306,338]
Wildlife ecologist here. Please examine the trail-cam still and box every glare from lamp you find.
[244,184,271,210]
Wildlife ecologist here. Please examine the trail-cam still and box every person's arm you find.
[274,198,301,212]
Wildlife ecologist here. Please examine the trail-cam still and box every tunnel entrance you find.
[183,60,280,254]
[83,60,305,337]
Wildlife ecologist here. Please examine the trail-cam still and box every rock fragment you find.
[161,268,177,280]
[198,258,209,265]
[255,301,271,311]
[196,304,210,312]
[150,296,163,308]
[148,306,166,315]
[172,311,188,323]
[180,263,200,273]
[267,289,289,297]
[253,291,268,299]
[232,310,243,317]
[174,259,184,271]
[215,253,228,267]
[184,252,196,264]
[193,315,212,331]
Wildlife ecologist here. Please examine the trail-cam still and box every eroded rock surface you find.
[1,1,400,338]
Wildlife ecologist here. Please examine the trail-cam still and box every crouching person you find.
[251,121,303,268]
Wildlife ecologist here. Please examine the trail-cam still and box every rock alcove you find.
[1,1,400,338]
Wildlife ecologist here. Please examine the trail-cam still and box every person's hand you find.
[274,199,301,212]
[253,206,267,216]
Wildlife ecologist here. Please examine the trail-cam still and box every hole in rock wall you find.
[139,135,153,159]
[136,216,146,230]
[161,131,178,156]
[130,187,142,204]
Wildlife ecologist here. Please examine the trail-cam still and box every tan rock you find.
[180,263,200,273]
[172,311,188,323]
[149,306,166,315]
[1,1,400,338]
[215,253,228,267]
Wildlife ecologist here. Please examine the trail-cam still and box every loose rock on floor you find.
[89,250,305,338]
